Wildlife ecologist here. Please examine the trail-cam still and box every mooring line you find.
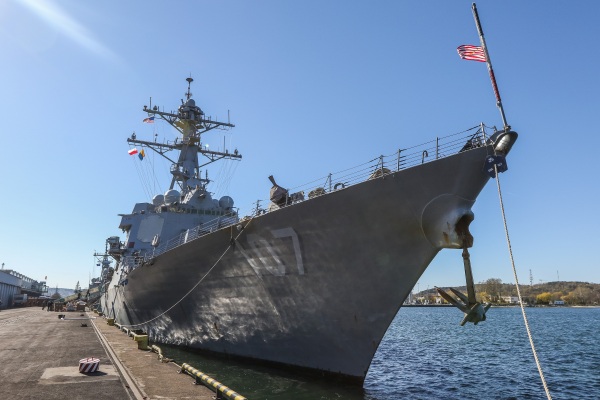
[494,166,552,400]
[120,213,257,329]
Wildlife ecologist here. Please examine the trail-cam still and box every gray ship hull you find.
[102,144,495,382]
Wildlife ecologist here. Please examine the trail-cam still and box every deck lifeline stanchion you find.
[180,362,246,400]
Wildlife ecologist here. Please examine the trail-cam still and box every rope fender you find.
[181,363,246,400]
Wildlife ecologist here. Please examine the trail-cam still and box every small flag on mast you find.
[138,149,145,160]
[457,44,486,62]
[143,116,155,123]
[128,148,138,156]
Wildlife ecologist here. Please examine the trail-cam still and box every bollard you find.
[79,357,100,373]
[133,334,149,350]
[107,318,115,326]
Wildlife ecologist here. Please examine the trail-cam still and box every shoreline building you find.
[0,266,47,308]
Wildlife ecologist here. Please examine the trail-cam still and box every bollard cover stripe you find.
[79,357,100,373]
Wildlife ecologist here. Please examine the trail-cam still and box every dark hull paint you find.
[102,144,494,382]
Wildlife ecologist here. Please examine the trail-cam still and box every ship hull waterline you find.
[102,144,496,383]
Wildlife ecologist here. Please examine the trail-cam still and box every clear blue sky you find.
[1,0,598,292]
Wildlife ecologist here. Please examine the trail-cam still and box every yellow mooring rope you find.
[494,165,552,400]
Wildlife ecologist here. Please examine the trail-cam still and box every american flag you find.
[143,116,155,123]
[457,45,486,62]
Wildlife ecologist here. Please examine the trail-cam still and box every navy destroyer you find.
[100,5,517,383]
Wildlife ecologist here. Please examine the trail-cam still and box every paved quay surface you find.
[0,307,217,400]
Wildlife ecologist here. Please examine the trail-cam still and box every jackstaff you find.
[471,2,509,130]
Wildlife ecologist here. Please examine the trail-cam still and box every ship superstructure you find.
[104,78,242,278]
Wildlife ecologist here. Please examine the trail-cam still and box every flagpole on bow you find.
[471,3,509,130]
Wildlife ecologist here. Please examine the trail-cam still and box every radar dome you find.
[164,189,180,205]
[219,196,234,210]
[152,194,164,206]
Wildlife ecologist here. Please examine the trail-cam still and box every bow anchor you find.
[436,246,491,326]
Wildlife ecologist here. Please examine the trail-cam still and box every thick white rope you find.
[494,166,552,400]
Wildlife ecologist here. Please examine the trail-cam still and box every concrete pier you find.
[0,308,222,399]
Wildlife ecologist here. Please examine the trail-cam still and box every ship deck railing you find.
[123,214,239,268]
[128,124,493,269]
[252,123,493,213]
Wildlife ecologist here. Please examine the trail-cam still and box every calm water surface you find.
[163,307,600,399]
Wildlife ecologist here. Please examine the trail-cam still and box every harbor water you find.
[164,307,599,399]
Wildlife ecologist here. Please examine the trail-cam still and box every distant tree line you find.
[419,279,600,305]
[474,279,600,305]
